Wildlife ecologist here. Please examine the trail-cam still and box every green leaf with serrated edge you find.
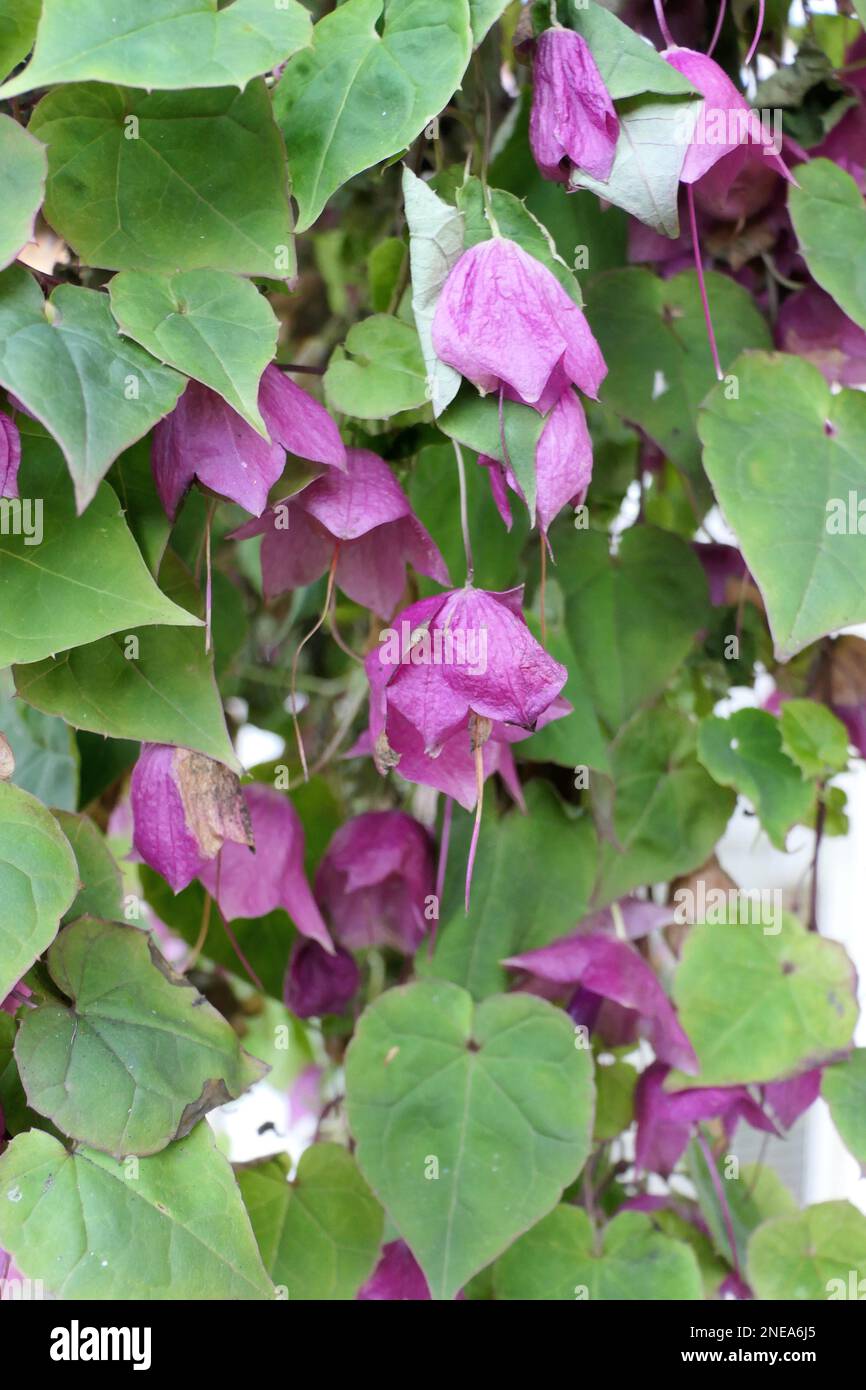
[789,160,866,331]
[138,866,294,1002]
[688,1143,796,1271]
[54,813,123,925]
[403,167,464,417]
[747,1201,866,1301]
[562,0,698,100]
[551,526,710,735]
[109,270,278,433]
[30,81,294,279]
[14,550,238,770]
[420,782,597,1000]
[438,381,545,521]
[823,1050,866,1170]
[591,707,736,908]
[345,980,594,1301]
[273,0,472,232]
[779,698,851,779]
[587,269,772,481]
[0,0,311,97]
[0,676,78,811]
[0,781,78,1002]
[0,115,46,270]
[238,1144,383,1300]
[15,918,266,1157]
[572,94,699,239]
[697,708,815,850]
[0,0,39,81]
[324,315,428,419]
[670,915,857,1089]
[0,1123,274,1299]
[458,175,583,305]
[0,266,186,511]
[493,1206,703,1300]
[700,352,866,660]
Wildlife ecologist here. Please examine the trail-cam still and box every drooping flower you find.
[284,939,359,1018]
[478,386,593,536]
[197,783,333,952]
[0,413,20,499]
[131,743,253,893]
[235,447,450,620]
[151,363,347,521]
[692,542,753,607]
[634,1062,776,1176]
[529,27,619,184]
[432,236,607,412]
[315,811,435,954]
[777,285,866,388]
[505,931,697,1074]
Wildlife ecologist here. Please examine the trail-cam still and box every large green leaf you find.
[552,526,710,735]
[697,709,815,851]
[671,916,858,1088]
[592,707,736,907]
[0,426,199,666]
[422,782,597,1000]
[346,980,594,1301]
[0,678,78,811]
[700,351,866,660]
[54,812,124,924]
[788,160,866,332]
[324,315,428,419]
[0,1123,274,1299]
[15,917,266,1157]
[0,0,40,81]
[587,269,772,480]
[493,1206,703,1300]
[822,1050,866,1170]
[564,0,698,100]
[109,270,278,433]
[273,0,472,231]
[0,0,311,97]
[0,115,46,270]
[402,167,464,417]
[747,1202,866,1301]
[0,266,186,510]
[572,95,699,239]
[438,381,546,520]
[30,81,294,278]
[14,551,238,769]
[238,1144,383,1300]
[0,781,78,1002]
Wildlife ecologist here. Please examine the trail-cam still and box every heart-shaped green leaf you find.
[0,426,199,668]
[0,782,78,1002]
[747,1201,866,1301]
[493,1206,703,1300]
[671,916,858,1087]
[238,1143,383,1300]
[324,315,428,419]
[697,708,815,850]
[0,115,46,270]
[30,81,294,278]
[109,270,279,433]
[0,1123,274,1299]
[274,0,472,231]
[789,160,866,331]
[0,266,186,510]
[700,351,866,659]
[15,917,266,1156]
[345,979,594,1301]
[0,0,40,81]
[0,0,312,97]
[55,813,123,925]
[587,269,772,479]
[822,1049,866,1170]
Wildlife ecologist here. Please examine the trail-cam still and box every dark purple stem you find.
[744,0,765,67]
[653,0,675,47]
[707,0,727,58]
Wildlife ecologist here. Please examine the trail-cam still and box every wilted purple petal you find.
[762,1069,822,1130]
[506,932,698,1073]
[316,810,434,954]
[575,897,676,941]
[284,939,359,1017]
[0,413,20,499]
[664,48,790,185]
[693,542,750,607]
[635,1062,777,1176]
[777,285,866,388]
[258,363,347,471]
[530,28,619,183]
